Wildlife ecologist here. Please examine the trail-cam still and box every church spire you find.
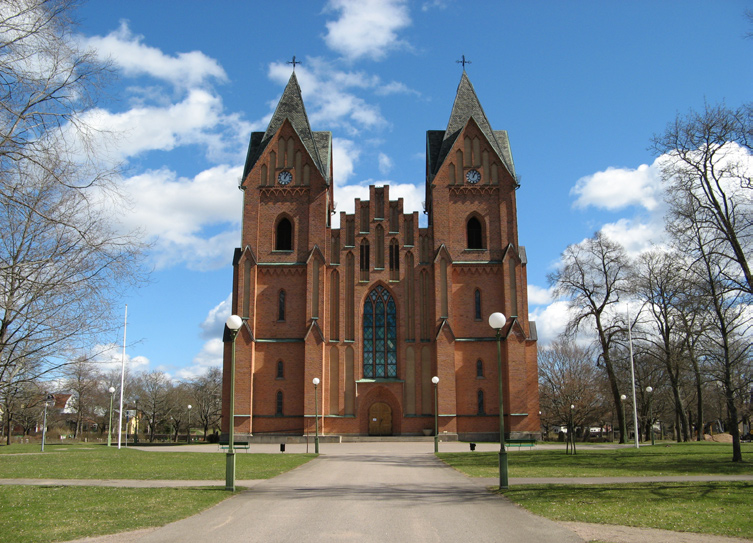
[263,72,326,177]
[429,72,515,180]
[242,72,330,185]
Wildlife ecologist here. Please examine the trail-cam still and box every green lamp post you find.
[225,314,243,491]
[432,376,439,453]
[313,377,320,454]
[646,386,654,445]
[187,404,192,443]
[488,311,508,490]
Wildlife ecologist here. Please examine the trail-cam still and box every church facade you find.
[222,71,540,440]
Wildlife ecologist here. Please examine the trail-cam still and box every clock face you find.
[277,171,292,185]
[466,169,481,184]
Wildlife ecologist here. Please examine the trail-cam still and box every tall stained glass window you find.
[363,285,397,378]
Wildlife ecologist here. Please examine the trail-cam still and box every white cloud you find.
[200,294,232,340]
[571,159,663,211]
[378,152,393,174]
[120,165,243,270]
[375,81,421,96]
[84,89,229,160]
[91,343,151,373]
[530,301,571,345]
[82,21,226,89]
[177,338,224,381]
[178,295,233,380]
[75,22,253,168]
[384,182,424,215]
[324,0,412,61]
[600,216,668,257]
[332,137,362,186]
[527,284,553,306]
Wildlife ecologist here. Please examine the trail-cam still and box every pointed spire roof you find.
[428,72,515,180]
[242,72,330,183]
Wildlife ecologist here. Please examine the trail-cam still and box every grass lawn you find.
[0,485,235,543]
[439,442,752,538]
[0,443,314,480]
[501,482,753,539]
[437,442,753,478]
[0,443,316,542]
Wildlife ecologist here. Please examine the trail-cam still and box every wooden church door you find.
[368,402,392,435]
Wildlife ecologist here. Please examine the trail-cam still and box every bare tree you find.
[164,382,192,442]
[635,249,695,441]
[688,217,751,462]
[0,0,110,182]
[188,367,222,440]
[538,339,607,450]
[0,0,146,397]
[548,231,633,442]
[62,357,101,438]
[652,102,753,296]
[134,371,171,442]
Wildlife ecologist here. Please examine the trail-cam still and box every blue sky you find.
[73,0,752,380]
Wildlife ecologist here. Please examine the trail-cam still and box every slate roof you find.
[242,73,331,184]
[427,72,516,182]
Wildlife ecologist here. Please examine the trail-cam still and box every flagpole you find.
[117,304,127,449]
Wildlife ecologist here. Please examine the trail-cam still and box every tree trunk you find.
[690,352,704,441]
[597,319,626,444]
[725,365,743,462]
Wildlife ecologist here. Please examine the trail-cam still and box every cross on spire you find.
[456,55,471,70]
[288,56,301,71]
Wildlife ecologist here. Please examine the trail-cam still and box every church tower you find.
[222,71,539,441]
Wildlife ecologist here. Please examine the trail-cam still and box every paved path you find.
[7,442,751,543]
[66,447,583,543]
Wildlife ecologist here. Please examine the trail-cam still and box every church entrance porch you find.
[368,402,393,436]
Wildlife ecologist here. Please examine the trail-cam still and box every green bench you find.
[219,440,250,452]
[505,439,536,449]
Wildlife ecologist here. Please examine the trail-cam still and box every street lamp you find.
[187,404,192,443]
[569,404,576,455]
[488,311,509,490]
[645,386,654,445]
[41,394,54,452]
[313,378,320,454]
[432,376,439,453]
[225,314,243,491]
[620,394,628,443]
[107,387,116,447]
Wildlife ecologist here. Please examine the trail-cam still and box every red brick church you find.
[222,70,540,440]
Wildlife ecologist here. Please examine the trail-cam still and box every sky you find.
[71,0,753,380]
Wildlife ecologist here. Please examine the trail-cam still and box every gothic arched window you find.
[474,289,482,320]
[278,290,286,321]
[360,239,370,282]
[276,218,293,251]
[477,390,485,415]
[276,360,284,379]
[363,286,397,379]
[467,216,483,249]
[476,359,484,378]
[276,391,284,416]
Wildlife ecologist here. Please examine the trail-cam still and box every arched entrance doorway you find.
[368,402,392,436]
